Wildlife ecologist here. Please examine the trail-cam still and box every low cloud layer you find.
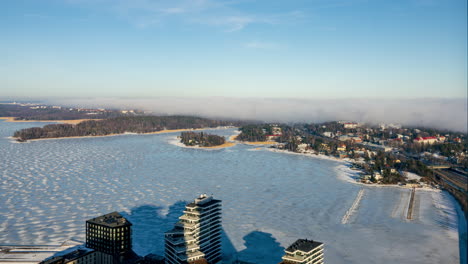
[40,97,467,132]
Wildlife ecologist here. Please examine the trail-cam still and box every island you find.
[13,116,241,142]
[180,132,227,147]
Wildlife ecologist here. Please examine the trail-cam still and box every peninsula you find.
[13,116,242,142]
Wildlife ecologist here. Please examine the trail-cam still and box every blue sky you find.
[1,0,466,99]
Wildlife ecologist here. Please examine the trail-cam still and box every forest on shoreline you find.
[13,116,241,142]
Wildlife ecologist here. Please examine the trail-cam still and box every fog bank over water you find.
[44,97,467,132]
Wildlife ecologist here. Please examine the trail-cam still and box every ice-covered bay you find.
[0,121,465,264]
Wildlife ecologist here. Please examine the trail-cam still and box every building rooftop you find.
[86,212,132,227]
[0,240,84,264]
[41,249,94,264]
[285,239,323,253]
[186,194,221,208]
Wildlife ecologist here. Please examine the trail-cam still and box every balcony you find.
[166,235,196,245]
[282,248,323,263]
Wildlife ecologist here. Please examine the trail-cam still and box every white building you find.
[165,194,222,264]
[343,122,359,129]
[280,239,324,264]
[374,172,383,181]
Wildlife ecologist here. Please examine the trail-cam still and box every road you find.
[434,169,468,193]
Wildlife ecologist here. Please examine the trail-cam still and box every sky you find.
[0,0,467,99]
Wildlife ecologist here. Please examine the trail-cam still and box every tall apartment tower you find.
[86,212,133,263]
[165,194,222,264]
[279,239,324,264]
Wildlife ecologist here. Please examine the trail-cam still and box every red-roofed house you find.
[413,136,438,144]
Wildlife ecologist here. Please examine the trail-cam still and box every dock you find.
[406,187,416,220]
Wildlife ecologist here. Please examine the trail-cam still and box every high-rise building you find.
[86,212,133,264]
[279,239,324,264]
[165,194,222,264]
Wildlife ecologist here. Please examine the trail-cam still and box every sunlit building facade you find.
[280,239,324,264]
[165,194,222,264]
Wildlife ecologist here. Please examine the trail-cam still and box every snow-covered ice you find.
[0,121,465,264]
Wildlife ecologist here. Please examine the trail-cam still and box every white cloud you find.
[65,0,304,32]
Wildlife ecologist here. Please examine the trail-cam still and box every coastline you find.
[12,127,235,143]
[169,131,239,149]
[267,148,438,191]
[171,140,236,149]
[229,134,277,145]
[0,117,98,125]
[243,141,278,145]
[267,147,347,163]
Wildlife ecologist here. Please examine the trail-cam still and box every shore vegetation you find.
[13,116,240,142]
[180,132,226,147]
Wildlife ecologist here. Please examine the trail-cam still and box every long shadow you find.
[45,201,284,264]
[122,202,284,264]
[120,201,187,256]
[221,226,238,263]
[235,231,284,264]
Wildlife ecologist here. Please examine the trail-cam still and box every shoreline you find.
[243,141,278,145]
[12,127,235,143]
[173,140,236,149]
[0,117,99,125]
[229,135,277,145]
[267,148,347,163]
[267,148,438,191]
[169,131,239,150]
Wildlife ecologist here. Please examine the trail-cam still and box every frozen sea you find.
[0,120,466,264]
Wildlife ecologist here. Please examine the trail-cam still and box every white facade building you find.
[280,239,324,264]
[343,122,359,129]
[165,194,222,264]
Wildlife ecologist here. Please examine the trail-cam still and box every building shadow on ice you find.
[232,231,284,264]
[120,201,188,256]
[122,202,284,264]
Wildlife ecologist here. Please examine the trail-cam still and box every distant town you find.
[0,101,145,120]
[234,122,467,213]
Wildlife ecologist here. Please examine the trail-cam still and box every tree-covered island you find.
[179,132,226,147]
[13,116,241,142]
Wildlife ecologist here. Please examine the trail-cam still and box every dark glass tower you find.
[86,212,133,256]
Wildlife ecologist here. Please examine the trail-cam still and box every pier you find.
[406,187,416,220]
[342,189,365,224]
